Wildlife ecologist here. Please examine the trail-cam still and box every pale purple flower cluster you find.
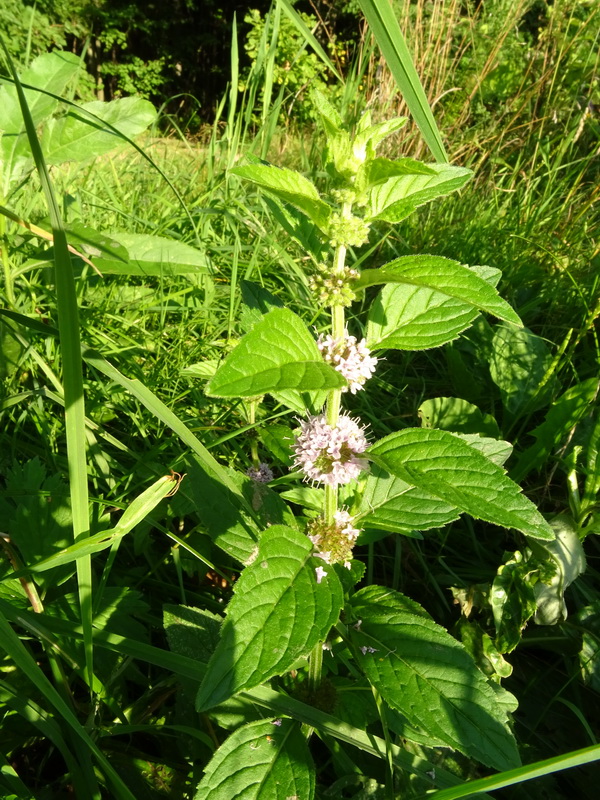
[317,330,378,394]
[246,462,274,483]
[309,509,362,569]
[293,413,368,486]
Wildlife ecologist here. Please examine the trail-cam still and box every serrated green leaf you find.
[206,308,345,398]
[194,718,314,800]
[365,165,472,222]
[196,526,343,711]
[230,163,331,231]
[357,255,520,325]
[354,117,408,154]
[93,232,208,275]
[451,433,513,467]
[368,428,554,540]
[350,585,520,771]
[355,465,458,535]
[366,265,502,350]
[489,324,556,418]
[239,280,283,332]
[363,156,437,187]
[41,96,157,164]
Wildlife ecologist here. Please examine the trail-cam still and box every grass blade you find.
[419,743,600,799]
[278,0,343,81]
[358,0,448,162]
[0,611,136,799]
[0,41,94,687]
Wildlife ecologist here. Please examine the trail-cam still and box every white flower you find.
[292,413,368,486]
[317,330,377,393]
[315,565,328,584]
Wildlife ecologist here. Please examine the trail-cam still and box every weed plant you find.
[1,0,600,798]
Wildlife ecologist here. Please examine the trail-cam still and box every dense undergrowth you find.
[1,1,599,798]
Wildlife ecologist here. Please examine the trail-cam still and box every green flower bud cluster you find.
[309,262,359,307]
[327,211,370,248]
[331,187,357,205]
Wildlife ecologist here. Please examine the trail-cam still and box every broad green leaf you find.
[0,51,80,190]
[280,486,324,512]
[366,165,472,222]
[0,52,81,132]
[453,433,513,467]
[419,397,500,438]
[357,256,520,325]
[270,387,329,415]
[206,307,345,398]
[511,378,598,483]
[489,324,556,418]
[532,515,586,626]
[64,222,129,262]
[366,265,502,350]
[491,550,538,653]
[350,585,520,771]
[239,279,283,332]
[194,718,315,800]
[230,163,331,231]
[182,360,219,379]
[368,428,554,540]
[355,434,511,533]
[363,156,437,187]
[41,96,157,164]
[354,116,408,154]
[258,424,295,467]
[94,232,209,276]
[196,526,343,711]
[164,604,222,665]
[455,619,513,681]
[355,465,459,535]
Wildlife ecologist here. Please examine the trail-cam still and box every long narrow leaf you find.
[0,611,136,800]
[358,0,448,162]
[82,349,258,521]
[0,41,94,686]
[278,0,343,81]
[420,743,600,799]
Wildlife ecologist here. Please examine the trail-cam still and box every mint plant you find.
[191,93,556,797]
